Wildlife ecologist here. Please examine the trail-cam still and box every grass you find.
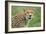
[11,6,41,27]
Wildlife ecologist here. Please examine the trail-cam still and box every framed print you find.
[5,1,45,33]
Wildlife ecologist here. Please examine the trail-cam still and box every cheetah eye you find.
[30,11,33,13]
[27,12,29,13]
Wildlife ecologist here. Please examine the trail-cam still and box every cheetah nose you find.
[29,15,31,17]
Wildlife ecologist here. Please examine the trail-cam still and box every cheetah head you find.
[24,8,34,20]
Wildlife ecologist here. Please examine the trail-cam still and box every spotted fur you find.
[12,13,26,28]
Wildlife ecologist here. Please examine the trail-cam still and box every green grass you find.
[11,6,41,27]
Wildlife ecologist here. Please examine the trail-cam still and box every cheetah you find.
[11,8,34,28]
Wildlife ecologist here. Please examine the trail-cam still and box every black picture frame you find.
[5,1,45,33]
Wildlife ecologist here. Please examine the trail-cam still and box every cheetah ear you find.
[23,8,26,12]
[23,8,25,12]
